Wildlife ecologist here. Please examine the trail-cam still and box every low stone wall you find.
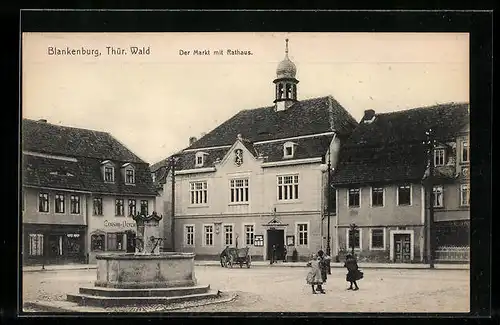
[95,253,196,289]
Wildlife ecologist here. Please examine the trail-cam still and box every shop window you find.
[107,232,125,251]
[91,234,105,251]
[66,233,81,254]
[29,233,44,256]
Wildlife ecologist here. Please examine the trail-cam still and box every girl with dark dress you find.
[344,254,363,291]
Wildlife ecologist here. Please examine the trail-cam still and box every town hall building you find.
[152,40,359,261]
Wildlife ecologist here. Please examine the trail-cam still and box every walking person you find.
[306,253,325,294]
[283,245,287,263]
[344,254,363,291]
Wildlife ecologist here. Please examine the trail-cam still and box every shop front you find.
[87,218,137,263]
[23,223,87,266]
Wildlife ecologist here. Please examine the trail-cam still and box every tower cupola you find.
[273,39,299,111]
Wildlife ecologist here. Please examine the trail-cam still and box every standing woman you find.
[306,254,324,294]
[317,250,330,289]
[345,254,363,291]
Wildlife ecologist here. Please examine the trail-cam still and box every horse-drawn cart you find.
[220,246,251,268]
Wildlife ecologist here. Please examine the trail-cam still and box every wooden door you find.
[394,234,411,262]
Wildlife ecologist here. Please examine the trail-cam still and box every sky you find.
[22,32,469,165]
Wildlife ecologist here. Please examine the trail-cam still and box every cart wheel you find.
[247,255,251,268]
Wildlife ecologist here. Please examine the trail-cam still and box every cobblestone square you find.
[22,265,470,313]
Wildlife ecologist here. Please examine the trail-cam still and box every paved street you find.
[23,266,470,313]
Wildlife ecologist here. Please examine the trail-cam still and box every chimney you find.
[38,119,48,123]
[189,136,197,146]
[362,109,376,124]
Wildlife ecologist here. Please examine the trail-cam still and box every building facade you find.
[152,41,358,261]
[330,104,470,263]
[22,119,158,265]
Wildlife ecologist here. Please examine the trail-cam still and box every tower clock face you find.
[235,149,243,166]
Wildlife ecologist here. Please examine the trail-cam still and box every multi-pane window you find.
[190,181,208,205]
[297,223,308,246]
[460,184,470,206]
[433,185,444,208]
[185,225,194,246]
[70,195,80,214]
[203,225,214,246]
[462,141,469,162]
[91,234,105,251]
[397,185,411,206]
[55,194,65,213]
[347,229,361,250]
[371,187,384,207]
[370,229,384,250]
[230,178,249,203]
[224,225,233,246]
[93,197,103,215]
[128,199,137,216]
[29,234,44,256]
[38,192,49,212]
[434,148,445,166]
[125,169,135,184]
[196,155,203,166]
[115,199,124,216]
[277,175,299,201]
[107,232,124,251]
[140,200,148,215]
[104,166,114,182]
[348,188,360,207]
[244,225,254,245]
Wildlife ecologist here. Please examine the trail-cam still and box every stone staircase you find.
[66,284,218,308]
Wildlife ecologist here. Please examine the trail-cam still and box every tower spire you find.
[274,38,299,111]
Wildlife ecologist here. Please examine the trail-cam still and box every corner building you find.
[152,41,358,261]
[22,119,158,265]
[331,104,469,263]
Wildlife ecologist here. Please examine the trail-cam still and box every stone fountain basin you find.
[95,252,197,289]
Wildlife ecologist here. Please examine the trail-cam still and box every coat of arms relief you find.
[235,149,243,166]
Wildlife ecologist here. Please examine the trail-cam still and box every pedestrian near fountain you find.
[345,254,363,291]
[306,253,324,294]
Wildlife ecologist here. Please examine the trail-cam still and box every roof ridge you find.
[375,102,469,117]
[23,118,110,135]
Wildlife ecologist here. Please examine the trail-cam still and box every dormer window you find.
[122,163,135,185]
[283,142,296,158]
[101,160,115,183]
[195,152,207,167]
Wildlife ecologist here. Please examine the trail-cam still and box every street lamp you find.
[169,153,181,252]
[424,128,436,269]
[326,151,332,274]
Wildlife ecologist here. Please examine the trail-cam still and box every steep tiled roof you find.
[23,154,157,196]
[152,135,334,184]
[22,119,145,163]
[151,95,358,176]
[187,96,358,149]
[22,119,156,196]
[331,103,469,186]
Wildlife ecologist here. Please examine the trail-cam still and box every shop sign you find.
[103,220,136,228]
